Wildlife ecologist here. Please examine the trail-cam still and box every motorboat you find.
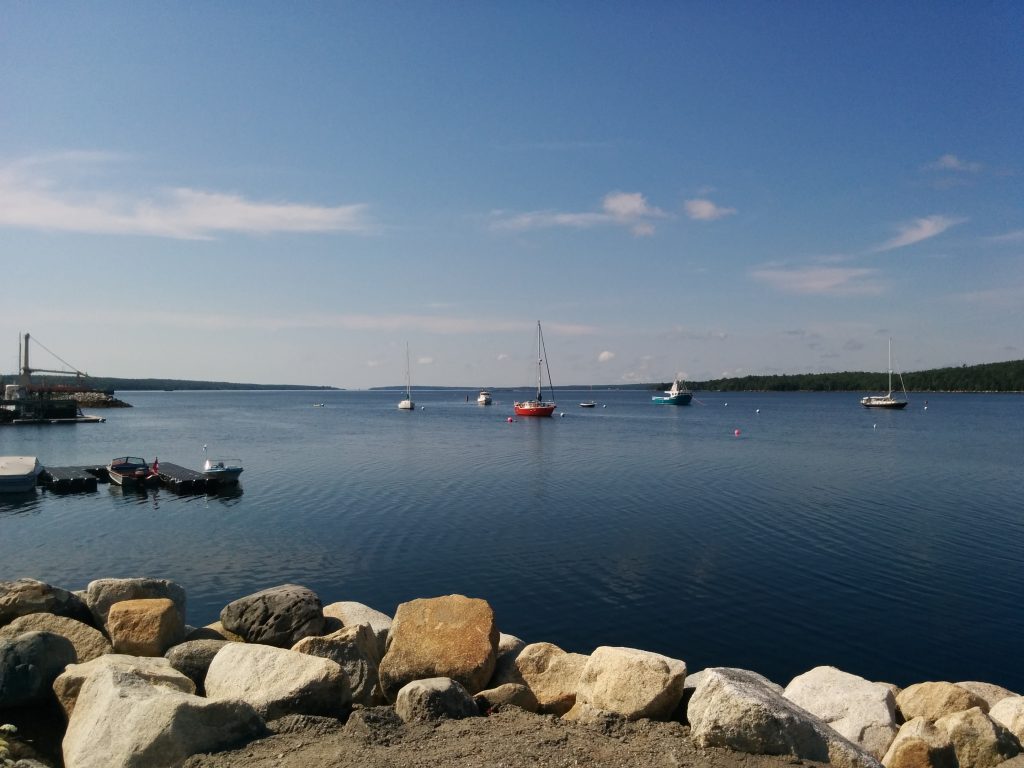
[652,379,693,406]
[0,456,43,493]
[107,456,159,487]
[477,390,493,405]
[579,401,597,408]
[202,458,244,484]
[514,322,557,417]
[861,338,908,409]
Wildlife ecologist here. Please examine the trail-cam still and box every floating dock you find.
[37,462,232,494]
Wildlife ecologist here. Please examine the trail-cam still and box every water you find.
[1,389,1022,691]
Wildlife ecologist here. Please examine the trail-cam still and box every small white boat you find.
[477,390,493,405]
[0,456,43,493]
[861,338,908,409]
[202,458,244,484]
[398,343,415,410]
[579,401,597,408]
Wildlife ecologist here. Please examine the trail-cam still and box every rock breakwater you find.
[0,576,1021,768]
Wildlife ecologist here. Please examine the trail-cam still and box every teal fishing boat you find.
[652,379,692,406]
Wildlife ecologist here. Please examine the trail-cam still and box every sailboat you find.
[652,378,693,406]
[398,343,415,410]
[861,337,908,409]
[514,322,557,417]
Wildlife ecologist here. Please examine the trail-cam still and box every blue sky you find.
[2,2,1021,388]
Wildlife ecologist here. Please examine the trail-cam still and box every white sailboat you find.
[861,337,908,409]
[398,343,415,410]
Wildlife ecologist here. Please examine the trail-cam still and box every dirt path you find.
[183,706,823,768]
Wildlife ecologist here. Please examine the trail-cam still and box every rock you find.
[219,584,325,648]
[687,667,882,768]
[572,646,686,721]
[53,653,195,719]
[0,614,111,663]
[0,631,77,707]
[205,641,350,720]
[897,682,988,721]
[186,621,244,642]
[62,665,264,768]
[394,677,479,722]
[0,578,92,627]
[990,697,1024,743]
[934,706,1020,768]
[881,719,958,768]
[107,598,184,656]
[474,683,540,714]
[323,601,392,658]
[784,665,898,759]
[84,577,187,631]
[165,639,228,695]
[504,641,588,716]
[957,682,1020,711]
[291,623,383,706]
[378,595,498,702]
[343,705,406,745]
[487,633,526,688]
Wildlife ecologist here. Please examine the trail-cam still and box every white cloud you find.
[750,266,884,296]
[598,350,615,363]
[684,198,736,221]
[872,215,965,252]
[497,353,510,361]
[924,154,983,172]
[491,191,666,237]
[417,356,434,365]
[0,152,370,239]
[988,229,1024,243]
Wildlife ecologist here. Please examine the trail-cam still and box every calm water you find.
[1,389,1022,691]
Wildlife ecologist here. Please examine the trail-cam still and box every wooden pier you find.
[37,462,232,494]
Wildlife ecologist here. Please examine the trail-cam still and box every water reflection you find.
[0,491,42,517]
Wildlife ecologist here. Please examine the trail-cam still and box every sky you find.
[1,2,1021,388]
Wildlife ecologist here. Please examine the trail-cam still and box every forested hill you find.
[683,359,1024,393]
[1,375,339,392]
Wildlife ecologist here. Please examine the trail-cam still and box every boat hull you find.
[0,456,42,493]
[398,399,415,410]
[860,398,908,409]
[514,401,556,417]
[652,393,692,405]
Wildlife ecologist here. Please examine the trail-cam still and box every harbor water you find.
[1,389,1022,691]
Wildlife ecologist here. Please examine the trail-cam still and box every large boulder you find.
[219,584,325,648]
[934,706,1020,768]
[53,653,195,719]
[323,601,392,658]
[570,646,686,721]
[0,613,111,663]
[165,639,228,696]
[394,677,479,722]
[957,683,1019,712]
[205,641,350,720]
[0,578,92,627]
[62,665,264,768]
[107,598,185,656]
[292,623,383,706]
[687,667,882,768]
[378,595,498,702]
[881,718,958,768]
[784,665,898,759]
[497,641,588,716]
[0,630,77,707]
[897,682,988,721]
[84,578,186,631]
[487,633,527,688]
[990,697,1024,743]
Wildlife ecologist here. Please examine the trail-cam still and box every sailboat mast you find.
[887,337,893,395]
[535,322,543,400]
[405,343,412,397]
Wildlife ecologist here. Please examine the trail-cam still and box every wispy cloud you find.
[416,356,434,365]
[684,198,737,221]
[924,154,983,173]
[750,266,885,296]
[598,350,615,363]
[491,191,667,237]
[988,229,1024,243]
[871,215,965,252]
[0,152,370,239]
